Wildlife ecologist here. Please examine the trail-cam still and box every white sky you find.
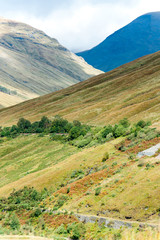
[0,0,160,52]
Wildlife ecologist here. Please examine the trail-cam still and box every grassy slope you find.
[0,51,159,126]
[0,52,159,224]
[45,150,160,223]
[0,135,79,193]
[0,136,120,196]
[0,134,159,223]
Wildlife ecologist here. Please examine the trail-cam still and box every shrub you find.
[102,152,109,162]
[10,214,20,230]
[136,120,147,128]
[128,154,135,160]
[55,224,67,234]
[54,194,69,209]
[119,118,130,128]
[31,208,42,217]
[67,188,70,194]
[71,170,84,179]
[67,222,86,240]
[112,162,117,167]
[106,132,114,141]
[113,124,126,138]
[95,187,101,196]
[101,125,113,138]
[72,136,92,148]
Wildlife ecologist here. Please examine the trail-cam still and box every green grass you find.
[0,133,159,223]
[0,135,78,189]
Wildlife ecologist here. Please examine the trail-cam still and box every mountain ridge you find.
[77,12,160,72]
[0,17,102,108]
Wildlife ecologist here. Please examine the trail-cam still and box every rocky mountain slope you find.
[0,17,101,108]
[77,12,160,72]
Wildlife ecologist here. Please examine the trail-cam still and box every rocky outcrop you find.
[75,214,158,229]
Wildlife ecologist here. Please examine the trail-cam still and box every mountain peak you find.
[0,17,59,47]
[77,12,160,72]
[0,17,102,108]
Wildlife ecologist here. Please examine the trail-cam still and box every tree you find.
[119,118,130,128]
[113,124,126,138]
[73,120,81,127]
[67,223,86,240]
[95,187,101,196]
[17,118,31,131]
[69,127,81,139]
[136,120,146,128]
[101,125,113,138]
[39,116,51,129]
[10,214,20,230]
[51,116,69,133]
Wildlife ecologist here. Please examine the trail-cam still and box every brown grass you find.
[0,51,160,126]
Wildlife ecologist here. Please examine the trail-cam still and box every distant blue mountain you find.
[77,12,160,72]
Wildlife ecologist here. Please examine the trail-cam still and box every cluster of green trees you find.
[0,116,159,149]
[0,186,49,211]
[0,187,86,239]
[0,115,90,140]
[71,118,159,148]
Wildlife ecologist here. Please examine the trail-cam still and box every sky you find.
[0,0,160,52]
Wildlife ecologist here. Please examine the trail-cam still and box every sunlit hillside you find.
[0,51,159,127]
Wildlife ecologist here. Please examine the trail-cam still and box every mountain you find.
[0,17,102,108]
[0,50,159,127]
[77,12,160,72]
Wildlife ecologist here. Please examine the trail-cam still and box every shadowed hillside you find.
[77,12,160,72]
[0,51,159,126]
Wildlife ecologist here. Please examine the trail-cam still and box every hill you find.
[0,17,101,108]
[0,52,159,238]
[0,50,159,127]
[77,12,160,72]
[0,129,159,224]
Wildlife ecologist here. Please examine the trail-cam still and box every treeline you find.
[0,116,159,149]
[0,115,90,140]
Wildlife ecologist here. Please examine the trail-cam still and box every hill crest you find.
[0,17,102,108]
[0,50,159,127]
[77,12,160,72]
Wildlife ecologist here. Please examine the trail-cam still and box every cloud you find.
[0,0,160,52]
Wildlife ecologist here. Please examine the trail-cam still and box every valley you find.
[0,12,159,240]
